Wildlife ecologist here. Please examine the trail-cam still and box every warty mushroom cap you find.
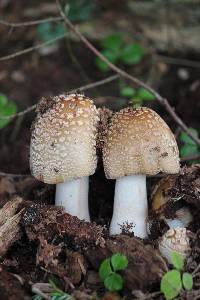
[30,94,99,184]
[103,107,180,179]
[159,228,191,264]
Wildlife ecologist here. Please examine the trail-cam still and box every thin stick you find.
[0,16,63,27]
[56,0,200,147]
[181,153,200,162]
[156,54,200,69]
[0,172,31,178]
[0,34,66,61]
[32,286,51,300]
[0,74,119,120]
[70,74,119,93]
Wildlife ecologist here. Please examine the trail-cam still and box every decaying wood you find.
[0,209,23,256]
[36,239,86,284]
[0,196,23,227]
[24,207,105,249]
[23,205,167,291]
[23,206,105,284]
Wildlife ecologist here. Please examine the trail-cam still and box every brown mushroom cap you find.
[103,107,180,179]
[30,94,99,184]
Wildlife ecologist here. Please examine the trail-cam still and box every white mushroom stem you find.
[110,175,148,238]
[55,176,90,221]
[165,219,185,229]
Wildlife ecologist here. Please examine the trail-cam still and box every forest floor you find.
[0,1,200,299]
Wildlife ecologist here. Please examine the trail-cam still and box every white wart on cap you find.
[30,94,99,184]
[103,106,180,238]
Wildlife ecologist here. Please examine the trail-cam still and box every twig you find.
[0,16,63,27]
[156,54,200,69]
[0,33,66,61]
[71,74,119,93]
[0,105,37,120]
[181,153,200,162]
[0,172,31,178]
[56,0,200,147]
[0,74,119,120]
[11,273,24,285]
[32,286,51,300]
[192,263,200,276]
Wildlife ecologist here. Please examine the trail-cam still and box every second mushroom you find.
[103,106,180,238]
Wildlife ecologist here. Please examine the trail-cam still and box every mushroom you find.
[103,107,180,238]
[159,228,191,264]
[151,176,193,229]
[30,94,99,221]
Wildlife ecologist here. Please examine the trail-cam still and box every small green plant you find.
[95,33,145,72]
[32,278,71,300]
[0,93,17,129]
[98,253,128,292]
[120,86,155,106]
[64,0,96,22]
[160,252,193,300]
[179,128,200,161]
[37,0,95,43]
[37,22,65,43]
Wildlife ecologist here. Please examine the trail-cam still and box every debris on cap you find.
[151,176,193,228]
[30,94,99,184]
[103,107,180,179]
[151,175,177,211]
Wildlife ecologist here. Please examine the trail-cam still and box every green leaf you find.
[160,270,182,300]
[95,50,119,72]
[131,96,143,106]
[180,144,199,158]
[182,273,193,291]
[179,128,199,145]
[120,86,136,97]
[65,0,95,22]
[0,100,17,129]
[0,93,8,106]
[111,253,128,271]
[37,22,65,42]
[137,88,155,101]
[101,33,123,52]
[104,273,123,292]
[171,252,184,270]
[99,258,112,281]
[120,43,145,65]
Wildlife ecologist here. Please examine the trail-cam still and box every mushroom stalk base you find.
[110,175,147,238]
[55,176,90,221]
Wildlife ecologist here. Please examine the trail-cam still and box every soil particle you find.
[169,164,200,208]
[0,265,31,300]
[36,239,86,284]
[24,206,106,248]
